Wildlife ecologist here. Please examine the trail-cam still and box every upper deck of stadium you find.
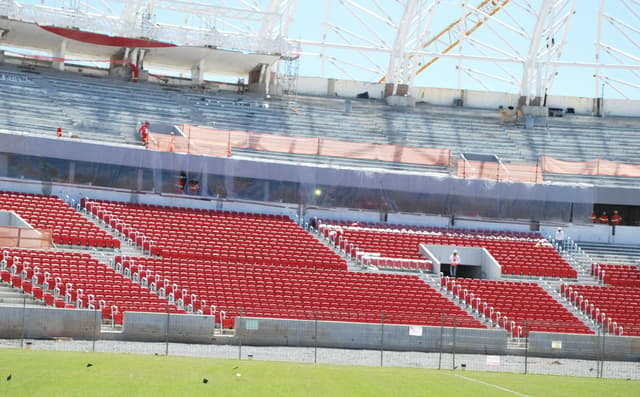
[0,59,638,187]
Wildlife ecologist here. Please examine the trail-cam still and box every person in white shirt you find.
[450,250,460,277]
[555,227,565,250]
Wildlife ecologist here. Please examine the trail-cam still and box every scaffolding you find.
[280,53,300,109]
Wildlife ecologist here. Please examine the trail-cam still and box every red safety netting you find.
[150,124,452,166]
[542,156,640,178]
[457,160,543,184]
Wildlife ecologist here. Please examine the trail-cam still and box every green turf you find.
[0,348,637,397]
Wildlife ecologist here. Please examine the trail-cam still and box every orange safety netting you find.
[457,160,543,184]
[149,124,452,167]
[542,156,640,178]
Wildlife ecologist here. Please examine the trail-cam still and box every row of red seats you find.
[561,284,640,336]
[444,278,593,336]
[324,225,575,278]
[592,263,640,287]
[0,192,119,248]
[1,248,183,324]
[321,220,541,240]
[87,199,347,271]
[115,255,485,329]
[83,199,289,220]
[361,256,432,272]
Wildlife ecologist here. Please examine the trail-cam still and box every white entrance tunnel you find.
[419,244,501,280]
[0,210,31,227]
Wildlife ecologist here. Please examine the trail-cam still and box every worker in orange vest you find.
[598,211,609,224]
[610,210,622,226]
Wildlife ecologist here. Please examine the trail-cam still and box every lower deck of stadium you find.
[1,189,638,341]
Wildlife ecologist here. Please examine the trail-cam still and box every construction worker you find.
[169,131,175,152]
[598,211,609,224]
[138,121,150,145]
[611,210,622,226]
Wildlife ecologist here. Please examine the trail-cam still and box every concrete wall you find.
[1,306,638,361]
[412,86,460,107]
[602,98,640,118]
[464,90,519,109]
[546,95,595,115]
[236,317,507,354]
[296,76,640,117]
[0,211,30,227]
[334,79,383,99]
[308,207,383,224]
[236,317,640,361]
[528,332,639,361]
[0,305,99,339]
[453,219,533,233]
[387,213,451,228]
[541,224,637,245]
[121,312,216,344]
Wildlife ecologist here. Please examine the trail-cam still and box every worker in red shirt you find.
[138,121,150,144]
[610,210,622,226]
[591,212,597,223]
[188,180,200,195]
[56,127,63,137]
[598,211,609,224]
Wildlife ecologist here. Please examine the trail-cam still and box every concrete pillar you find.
[264,180,270,202]
[136,49,146,69]
[200,173,208,197]
[191,59,205,84]
[0,153,8,177]
[68,161,75,184]
[327,79,336,96]
[128,48,139,65]
[263,64,271,97]
[137,168,144,191]
[52,40,67,71]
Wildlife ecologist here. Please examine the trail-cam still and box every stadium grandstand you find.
[0,0,639,374]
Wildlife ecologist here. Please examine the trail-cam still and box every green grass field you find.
[0,348,637,397]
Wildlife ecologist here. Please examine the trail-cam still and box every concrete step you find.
[74,202,150,261]
[308,226,361,271]
[0,296,42,305]
[537,279,600,334]
[0,283,42,307]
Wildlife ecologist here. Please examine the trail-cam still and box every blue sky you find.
[288,1,638,99]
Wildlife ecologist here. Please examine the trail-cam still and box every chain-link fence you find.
[2,303,638,380]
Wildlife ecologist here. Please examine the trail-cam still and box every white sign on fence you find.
[486,355,501,366]
[408,326,423,337]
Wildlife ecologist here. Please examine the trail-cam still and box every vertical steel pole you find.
[379,313,385,367]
